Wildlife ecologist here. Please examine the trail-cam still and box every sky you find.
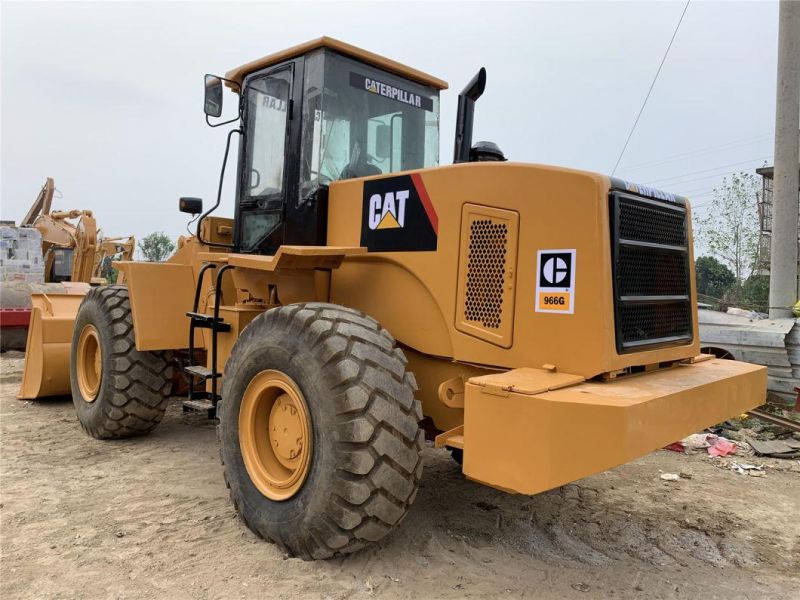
[0,1,780,252]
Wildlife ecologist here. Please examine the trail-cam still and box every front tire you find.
[70,285,173,439]
[219,303,424,560]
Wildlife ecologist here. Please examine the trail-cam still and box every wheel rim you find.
[239,370,312,501]
[76,324,102,402]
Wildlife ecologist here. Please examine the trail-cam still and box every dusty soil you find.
[1,352,798,599]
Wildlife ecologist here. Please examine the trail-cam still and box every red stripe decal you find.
[410,173,438,235]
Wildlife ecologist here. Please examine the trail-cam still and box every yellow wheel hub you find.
[76,324,102,402]
[239,370,312,501]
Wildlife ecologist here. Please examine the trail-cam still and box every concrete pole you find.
[769,0,800,318]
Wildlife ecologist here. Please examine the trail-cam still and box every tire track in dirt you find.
[1,353,798,599]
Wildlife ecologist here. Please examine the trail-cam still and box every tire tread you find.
[219,302,423,559]
[73,285,172,439]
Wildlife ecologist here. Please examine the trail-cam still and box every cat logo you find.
[535,249,576,314]
[368,190,409,230]
[361,174,438,252]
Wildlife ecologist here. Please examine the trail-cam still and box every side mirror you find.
[375,124,391,160]
[179,197,203,215]
[204,75,223,118]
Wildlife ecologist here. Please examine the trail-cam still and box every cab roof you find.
[224,36,449,91]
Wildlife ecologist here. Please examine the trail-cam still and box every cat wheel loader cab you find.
[45,37,766,559]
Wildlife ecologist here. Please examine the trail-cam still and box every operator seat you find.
[340,142,381,180]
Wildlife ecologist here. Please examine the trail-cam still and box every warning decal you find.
[535,249,576,314]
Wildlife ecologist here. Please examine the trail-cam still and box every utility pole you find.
[769,0,800,318]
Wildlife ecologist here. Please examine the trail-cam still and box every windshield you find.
[299,50,439,203]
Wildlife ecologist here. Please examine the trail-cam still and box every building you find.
[755,165,800,294]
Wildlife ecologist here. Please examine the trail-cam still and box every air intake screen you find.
[610,192,692,352]
[465,219,508,328]
[456,205,519,348]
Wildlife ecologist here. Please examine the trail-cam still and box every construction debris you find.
[0,226,45,284]
[747,408,800,434]
[730,462,765,476]
[748,438,800,458]
[665,433,739,456]
[698,309,799,402]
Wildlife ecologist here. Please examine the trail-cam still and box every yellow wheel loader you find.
[11,178,135,393]
[26,38,766,559]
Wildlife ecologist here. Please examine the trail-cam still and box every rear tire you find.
[70,285,173,439]
[219,303,424,560]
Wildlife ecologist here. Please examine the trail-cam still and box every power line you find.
[643,156,772,185]
[681,188,716,197]
[690,200,714,209]
[663,167,770,189]
[611,0,691,176]
[618,133,773,172]
[678,187,715,197]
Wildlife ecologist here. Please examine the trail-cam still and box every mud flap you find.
[18,288,89,399]
[461,358,767,495]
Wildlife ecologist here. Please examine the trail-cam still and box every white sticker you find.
[535,249,576,314]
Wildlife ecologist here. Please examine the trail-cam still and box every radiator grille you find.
[464,219,508,329]
[611,192,692,352]
[619,200,687,247]
[619,302,693,347]
[618,247,687,297]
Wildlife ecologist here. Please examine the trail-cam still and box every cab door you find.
[234,58,303,254]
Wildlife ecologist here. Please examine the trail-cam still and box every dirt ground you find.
[1,352,798,599]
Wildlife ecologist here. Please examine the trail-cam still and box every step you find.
[186,312,231,332]
[184,365,217,380]
[444,434,464,450]
[182,399,216,417]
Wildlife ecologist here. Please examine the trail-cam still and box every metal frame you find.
[233,58,305,254]
[184,262,234,416]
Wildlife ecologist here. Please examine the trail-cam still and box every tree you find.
[695,256,736,300]
[740,274,770,313]
[694,171,761,283]
[139,232,175,262]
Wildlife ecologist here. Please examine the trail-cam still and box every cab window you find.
[240,68,292,250]
[298,50,439,204]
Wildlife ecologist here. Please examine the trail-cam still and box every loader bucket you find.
[18,286,89,399]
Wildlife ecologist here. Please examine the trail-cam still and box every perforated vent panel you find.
[465,220,508,328]
[456,205,519,348]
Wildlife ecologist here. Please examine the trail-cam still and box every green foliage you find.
[695,171,761,283]
[740,274,770,313]
[139,232,175,263]
[695,256,736,300]
[714,274,771,313]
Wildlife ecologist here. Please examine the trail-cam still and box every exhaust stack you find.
[453,68,487,164]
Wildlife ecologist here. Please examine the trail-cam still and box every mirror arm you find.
[196,127,241,248]
[206,113,242,128]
